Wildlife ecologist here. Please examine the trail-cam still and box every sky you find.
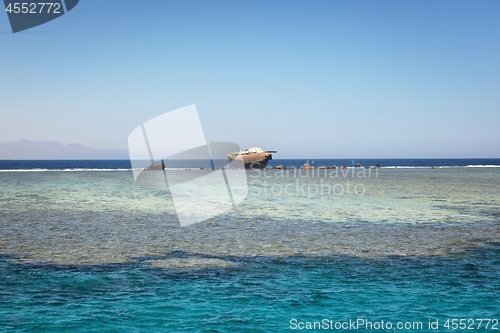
[1,0,499,158]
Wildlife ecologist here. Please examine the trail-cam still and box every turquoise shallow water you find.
[1,250,499,332]
[0,168,499,332]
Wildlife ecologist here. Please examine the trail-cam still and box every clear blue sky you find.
[1,0,499,158]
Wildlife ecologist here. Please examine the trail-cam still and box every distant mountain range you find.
[0,140,129,159]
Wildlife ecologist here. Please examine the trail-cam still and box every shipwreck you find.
[227,147,277,169]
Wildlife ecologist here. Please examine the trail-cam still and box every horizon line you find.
[1,157,500,161]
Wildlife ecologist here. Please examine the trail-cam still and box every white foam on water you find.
[381,165,500,169]
[465,165,500,168]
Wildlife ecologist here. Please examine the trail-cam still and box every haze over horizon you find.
[1,1,499,158]
[1,139,500,160]
[0,140,129,159]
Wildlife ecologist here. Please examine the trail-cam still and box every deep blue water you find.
[269,158,500,168]
[0,158,499,170]
[1,249,499,332]
[0,159,133,170]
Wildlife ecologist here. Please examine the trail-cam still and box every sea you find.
[0,159,499,332]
